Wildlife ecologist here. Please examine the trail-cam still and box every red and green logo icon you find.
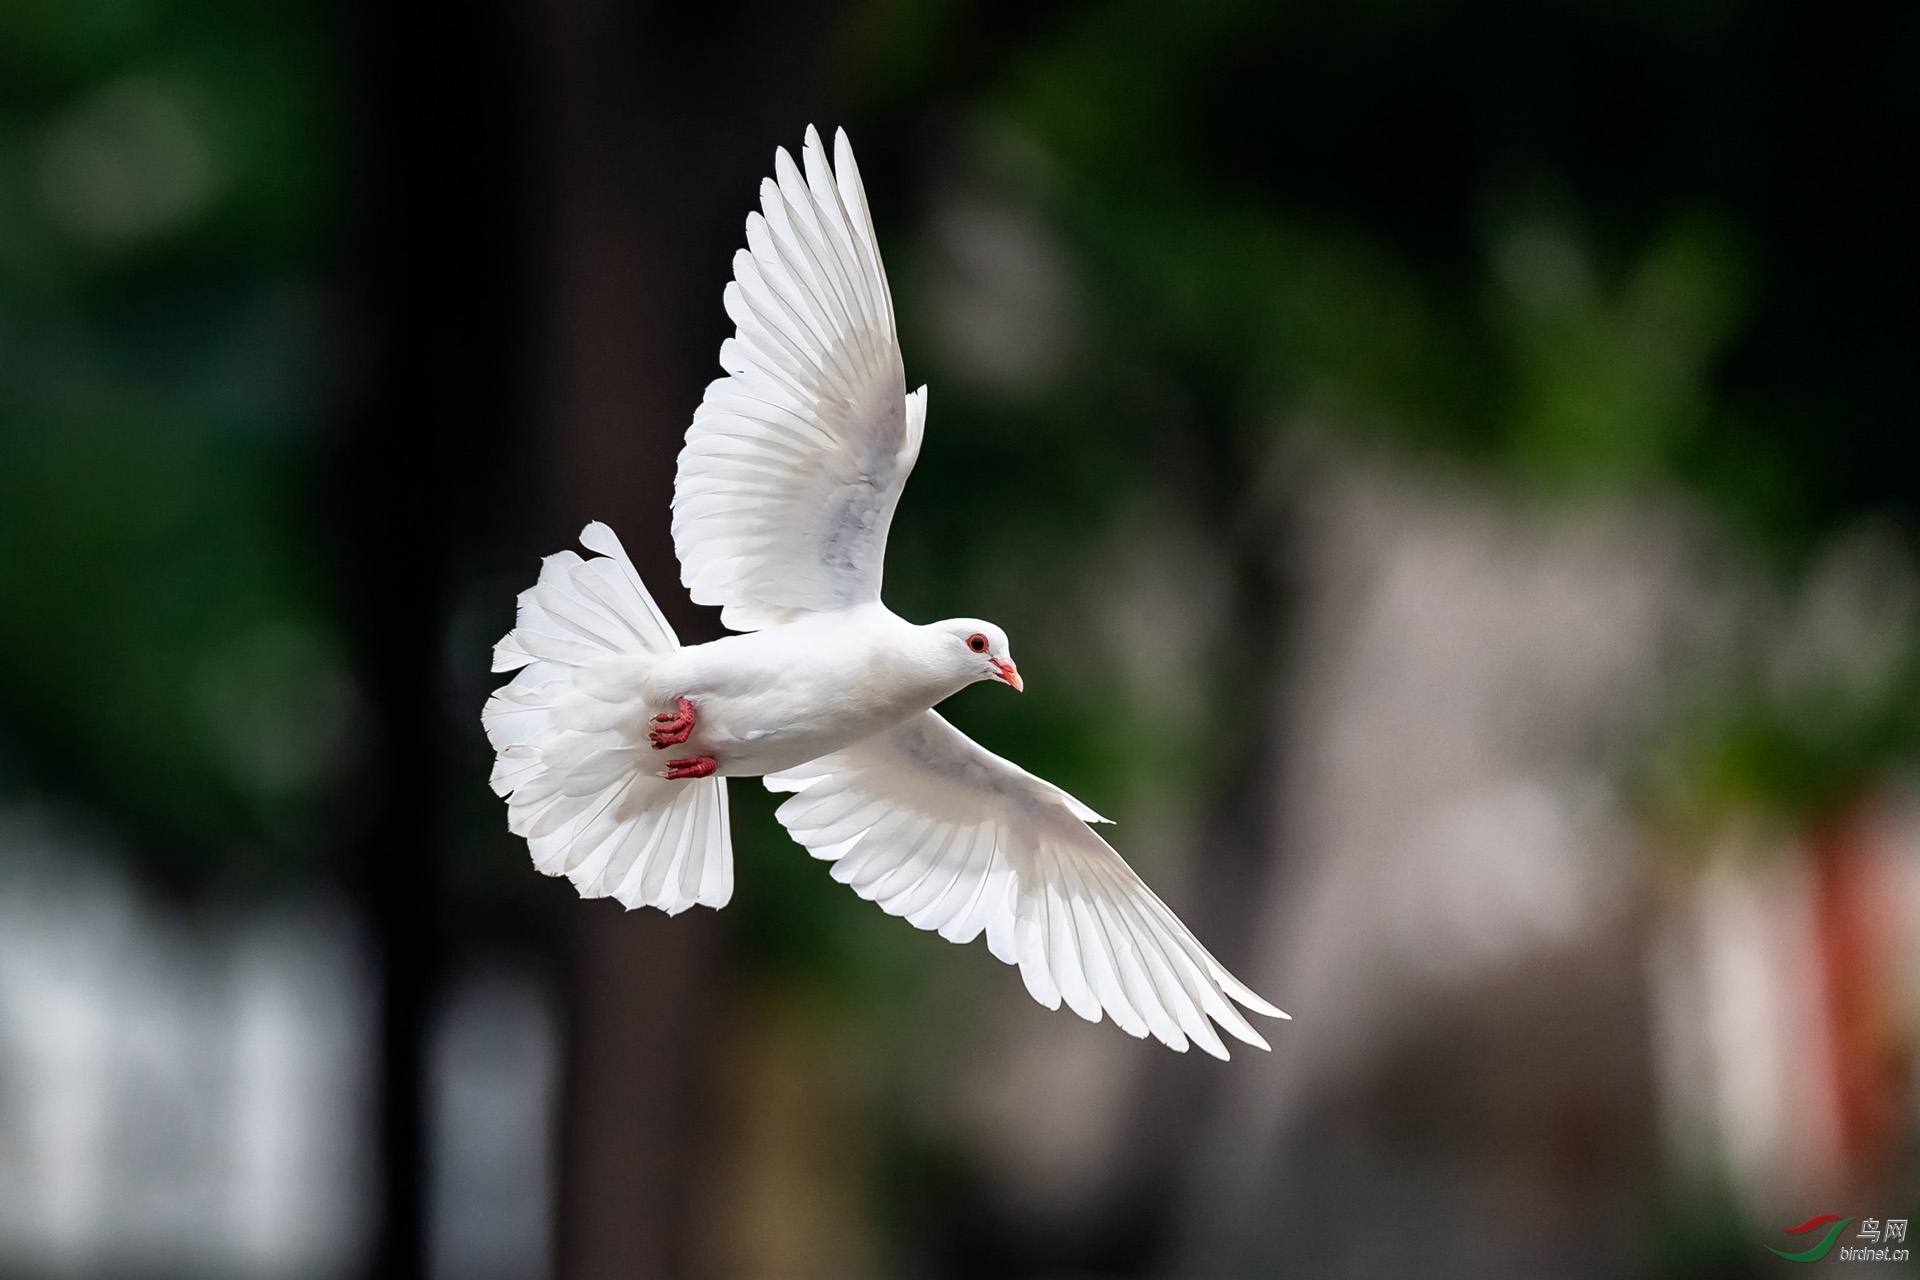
[1767,1214,1852,1262]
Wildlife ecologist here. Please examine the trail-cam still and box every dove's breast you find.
[639,608,952,777]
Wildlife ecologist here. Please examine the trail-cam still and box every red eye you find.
[967,633,989,653]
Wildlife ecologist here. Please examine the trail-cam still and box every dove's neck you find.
[877,615,990,708]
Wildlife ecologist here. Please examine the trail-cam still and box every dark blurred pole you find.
[344,1,532,1277]
[529,3,836,1277]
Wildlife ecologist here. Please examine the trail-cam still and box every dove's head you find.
[933,618,1022,692]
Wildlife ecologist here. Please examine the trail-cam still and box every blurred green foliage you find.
[0,0,341,887]
[1643,533,1920,838]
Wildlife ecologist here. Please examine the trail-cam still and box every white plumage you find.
[484,127,1286,1056]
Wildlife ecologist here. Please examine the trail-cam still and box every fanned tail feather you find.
[483,522,733,913]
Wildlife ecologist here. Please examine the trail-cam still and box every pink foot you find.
[649,696,696,749]
[664,756,718,780]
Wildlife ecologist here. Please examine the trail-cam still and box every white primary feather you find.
[766,712,1288,1058]
[672,125,926,632]
[484,523,733,914]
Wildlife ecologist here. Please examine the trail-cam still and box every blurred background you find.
[2,0,1917,1277]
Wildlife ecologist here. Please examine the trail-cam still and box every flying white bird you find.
[484,127,1286,1057]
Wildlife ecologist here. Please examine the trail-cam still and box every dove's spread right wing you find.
[673,126,924,633]
[766,712,1287,1057]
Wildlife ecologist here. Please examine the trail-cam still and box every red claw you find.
[664,756,718,780]
[649,696,696,748]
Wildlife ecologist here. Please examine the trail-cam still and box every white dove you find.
[483,126,1286,1057]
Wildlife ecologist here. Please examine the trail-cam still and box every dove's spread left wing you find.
[766,712,1287,1057]
[673,127,923,633]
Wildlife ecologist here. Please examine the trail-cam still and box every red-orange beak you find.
[990,657,1024,692]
